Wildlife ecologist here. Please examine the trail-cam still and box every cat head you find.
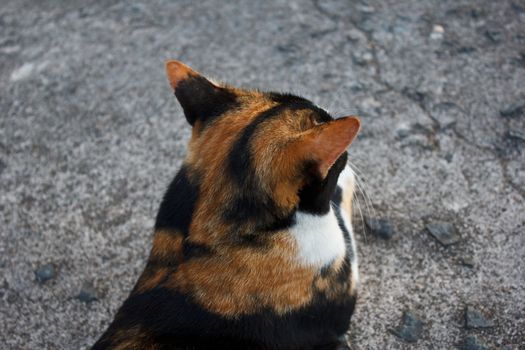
[165,61,360,234]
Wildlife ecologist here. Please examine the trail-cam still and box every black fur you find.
[298,153,348,215]
[331,186,355,281]
[146,240,211,268]
[268,92,310,105]
[182,241,212,260]
[175,76,239,126]
[225,104,294,229]
[155,166,199,235]
[226,98,336,229]
[331,186,343,206]
[268,92,333,123]
[92,286,355,350]
[332,187,350,243]
[228,104,290,185]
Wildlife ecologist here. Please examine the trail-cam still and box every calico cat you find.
[92,61,361,350]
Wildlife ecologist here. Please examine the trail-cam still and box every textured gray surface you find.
[1,0,524,349]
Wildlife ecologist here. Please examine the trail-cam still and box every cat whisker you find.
[346,161,378,246]
[348,160,377,221]
[352,192,368,244]
[354,173,377,220]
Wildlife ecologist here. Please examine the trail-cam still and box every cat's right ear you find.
[165,60,237,126]
[286,116,361,179]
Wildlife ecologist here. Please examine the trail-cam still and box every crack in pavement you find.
[311,0,524,201]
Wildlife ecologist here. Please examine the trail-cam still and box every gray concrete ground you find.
[1,0,524,349]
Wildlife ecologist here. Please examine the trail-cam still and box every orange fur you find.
[150,229,184,261]
[135,267,170,294]
[165,60,197,89]
[166,232,316,316]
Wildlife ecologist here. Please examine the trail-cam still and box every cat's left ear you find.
[165,60,237,126]
[289,117,361,178]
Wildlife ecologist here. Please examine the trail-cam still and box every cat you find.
[92,60,361,350]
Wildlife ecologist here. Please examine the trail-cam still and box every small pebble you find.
[507,130,525,142]
[76,282,100,303]
[431,102,461,130]
[426,222,460,246]
[395,124,411,139]
[484,30,502,44]
[433,24,445,33]
[361,97,382,111]
[0,44,21,54]
[402,87,426,103]
[130,3,145,13]
[352,51,374,65]
[457,335,489,350]
[460,256,475,268]
[500,103,524,118]
[356,4,375,13]
[465,306,493,329]
[10,62,35,82]
[390,310,424,342]
[364,217,395,239]
[35,263,55,283]
[430,24,445,40]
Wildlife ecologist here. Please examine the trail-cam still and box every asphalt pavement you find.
[1,0,524,349]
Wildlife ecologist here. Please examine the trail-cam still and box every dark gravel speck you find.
[395,126,411,139]
[430,102,462,130]
[465,306,493,329]
[364,216,395,239]
[500,103,524,118]
[460,256,475,268]
[76,282,100,303]
[426,222,460,246]
[402,87,426,104]
[35,263,55,283]
[506,130,525,142]
[390,310,424,342]
[457,335,489,350]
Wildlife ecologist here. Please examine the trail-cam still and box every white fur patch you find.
[291,209,347,267]
[340,206,359,285]
[338,164,355,191]
[337,165,359,285]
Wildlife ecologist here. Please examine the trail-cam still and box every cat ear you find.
[165,60,237,126]
[291,117,361,178]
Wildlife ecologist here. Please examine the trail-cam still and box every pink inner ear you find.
[165,60,195,89]
[312,117,361,177]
